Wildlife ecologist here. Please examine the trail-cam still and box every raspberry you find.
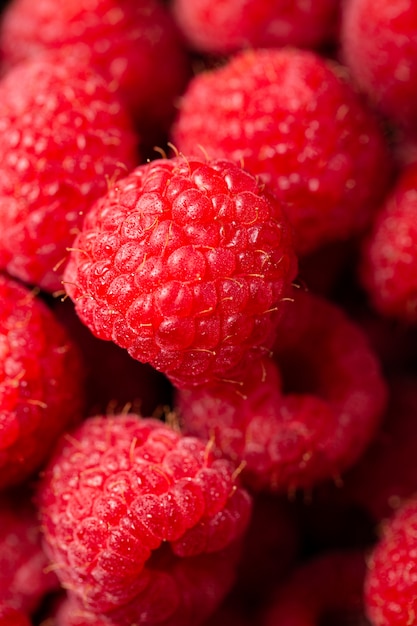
[0,606,31,626]
[177,290,386,492]
[365,496,417,626]
[0,0,190,142]
[63,155,297,389]
[264,550,367,626]
[360,162,417,323]
[341,0,417,131]
[37,414,251,616]
[172,47,392,255]
[0,489,58,614]
[0,51,138,292]
[172,0,340,55]
[0,273,84,488]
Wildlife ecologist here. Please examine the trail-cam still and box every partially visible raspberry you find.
[172,47,392,255]
[341,0,417,131]
[0,0,190,142]
[177,290,386,491]
[264,550,367,626]
[360,162,417,323]
[0,51,138,292]
[0,273,84,488]
[0,606,31,626]
[0,489,59,614]
[37,414,251,616]
[172,0,340,55]
[63,155,297,389]
[365,496,417,626]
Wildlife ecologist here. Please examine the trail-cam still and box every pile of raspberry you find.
[0,0,417,624]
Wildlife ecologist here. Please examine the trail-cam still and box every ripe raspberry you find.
[341,0,417,131]
[360,162,417,323]
[0,51,138,292]
[0,489,58,614]
[63,155,297,389]
[172,0,340,55]
[264,550,366,626]
[172,47,392,255]
[37,414,251,616]
[0,606,31,626]
[0,0,190,142]
[365,496,417,626]
[0,273,84,488]
[177,290,386,492]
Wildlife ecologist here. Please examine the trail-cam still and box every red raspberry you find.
[365,496,417,626]
[264,550,367,626]
[360,162,417,323]
[341,0,417,132]
[0,489,58,614]
[172,47,392,256]
[63,155,297,389]
[0,273,84,488]
[177,290,386,491]
[37,414,251,616]
[0,51,138,292]
[0,0,190,142]
[172,0,340,55]
[0,606,31,626]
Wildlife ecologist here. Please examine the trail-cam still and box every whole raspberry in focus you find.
[37,414,251,618]
[0,274,84,488]
[177,290,386,492]
[172,47,392,256]
[172,0,340,55]
[0,51,138,293]
[360,162,417,323]
[365,496,417,626]
[0,489,59,614]
[63,155,297,389]
[264,550,367,626]
[341,0,417,132]
[0,0,190,142]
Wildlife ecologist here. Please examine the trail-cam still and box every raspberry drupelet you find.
[360,162,417,323]
[172,0,340,55]
[37,414,251,622]
[0,273,84,489]
[172,47,392,256]
[63,155,297,389]
[0,51,138,293]
[177,290,387,492]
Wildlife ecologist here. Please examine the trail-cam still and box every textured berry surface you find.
[341,0,417,131]
[0,0,190,141]
[0,273,84,488]
[172,47,391,255]
[63,155,297,388]
[37,414,251,614]
[177,290,386,492]
[264,550,367,626]
[365,497,417,626]
[172,0,340,54]
[0,51,138,292]
[360,162,417,323]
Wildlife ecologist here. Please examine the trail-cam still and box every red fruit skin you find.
[172,0,340,54]
[0,0,190,141]
[177,290,386,492]
[0,51,138,292]
[37,414,251,615]
[341,0,417,131]
[365,497,417,626]
[360,162,417,323]
[63,155,297,389]
[0,273,84,488]
[264,550,367,626]
[0,490,58,615]
[0,606,31,626]
[172,47,392,256]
